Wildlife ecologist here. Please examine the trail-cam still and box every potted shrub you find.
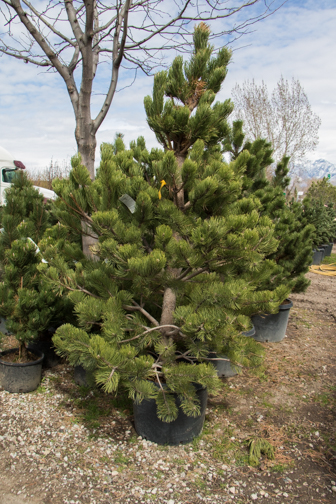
[223,121,314,342]
[0,172,69,391]
[43,25,287,444]
[302,198,336,261]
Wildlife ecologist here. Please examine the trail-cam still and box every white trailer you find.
[0,146,56,205]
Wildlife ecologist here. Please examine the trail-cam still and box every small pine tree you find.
[307,177,336,207]
[302,198,336,248]
[0,171,70,360]
[223,120,314,294]
[43,26,288,422]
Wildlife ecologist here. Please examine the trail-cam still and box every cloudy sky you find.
[0,0,335,173]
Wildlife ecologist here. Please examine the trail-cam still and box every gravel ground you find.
[0,260,336,504]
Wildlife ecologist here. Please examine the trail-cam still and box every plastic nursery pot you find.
[0,348,44,393]
[251,299,293,343]
[311,249,324,266]
[133,383,208,445]
[0,317,11,336]
[208,352,238,378]
[74,365,89,386]
[318,246,326,261]
[73,365,96,387]
[28,333,60,369]
[323,243,333,257]
[242,325,256,338]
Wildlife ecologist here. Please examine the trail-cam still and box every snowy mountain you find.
[293,159,336,180]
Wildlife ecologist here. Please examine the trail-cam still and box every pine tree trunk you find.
[81,221,99,261]
[160,153,186,334]
[175,154,185,210]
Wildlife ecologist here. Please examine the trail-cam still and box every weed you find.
[193,477,207,490]
[246,418,254,428]
[313,388,336,407]
[262,400,274,409]
[270,462,294,473]
[33,384,46,394]
[114,450,131,466]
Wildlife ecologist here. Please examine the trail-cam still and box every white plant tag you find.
[119,194,136,213]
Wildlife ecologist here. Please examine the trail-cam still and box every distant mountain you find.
[292,159,336,180]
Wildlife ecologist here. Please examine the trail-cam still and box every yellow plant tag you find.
[158,180,167,200]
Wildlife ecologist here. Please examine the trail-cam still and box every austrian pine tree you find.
[223,120,314,294]
[43,26,288,422]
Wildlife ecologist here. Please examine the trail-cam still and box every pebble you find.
[251,494,258,500]
[331,486,336,492]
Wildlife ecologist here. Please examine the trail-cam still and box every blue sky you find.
[0,0,335,172]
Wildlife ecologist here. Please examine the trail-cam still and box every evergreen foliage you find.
[144,23,233,170]
[43,26,288,422]
[302,199,336,248]
[0,171,71,359]
[223,120,314,294]
[307,177,336,207]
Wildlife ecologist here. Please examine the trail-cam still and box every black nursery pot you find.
[28,331,61,369]
[242,325,256,338]
[0,348,44,393]
[133,383,208,445]
[208,352,238,378]
[324,243,333,257]
[251,299,293,343]
[311,249,324,265]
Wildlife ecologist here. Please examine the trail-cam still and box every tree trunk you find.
[75,118,96,180]
[175,153,186,210]
[81,221,99,261]
[160,153,186,334]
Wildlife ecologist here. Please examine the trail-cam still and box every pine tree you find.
[302,199,336,248]
[43,26,288,422]
[0,171,71,360]
[307,177,336,207]
[223,120,314,294]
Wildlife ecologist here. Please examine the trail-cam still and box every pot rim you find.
[0,348,44,367]
[279,298,293,311]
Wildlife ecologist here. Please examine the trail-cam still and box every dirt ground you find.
[0,256,335,504]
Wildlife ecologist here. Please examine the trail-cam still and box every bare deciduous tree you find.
[0,0,287,178]
[231,76,321,167]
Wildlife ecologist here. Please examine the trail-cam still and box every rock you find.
[229,487,236,494]
[331,486,336,492]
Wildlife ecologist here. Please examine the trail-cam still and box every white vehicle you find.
[0,146,56,205]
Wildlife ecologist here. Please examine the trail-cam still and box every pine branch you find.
[123,300,159,326]
[119,324,182,343]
